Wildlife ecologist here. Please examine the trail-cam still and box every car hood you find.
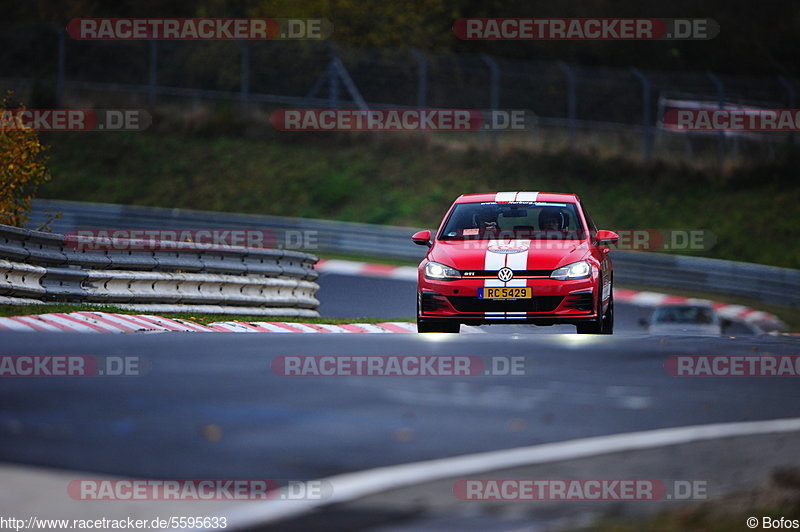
[429,240,591,271]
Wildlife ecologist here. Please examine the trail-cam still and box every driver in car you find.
[539,207,568,238]
[473,210,501,237]
[539,208,565,230]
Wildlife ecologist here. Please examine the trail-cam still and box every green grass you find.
[0,304,412,325]
[37,130,800,269]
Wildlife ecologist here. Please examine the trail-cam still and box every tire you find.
[600,291,614,334]
[576,283,613,335]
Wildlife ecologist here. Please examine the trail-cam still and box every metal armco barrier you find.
[29,199,800,308]
[0,219,320,317]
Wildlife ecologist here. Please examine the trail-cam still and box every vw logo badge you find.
[497,267,514,282]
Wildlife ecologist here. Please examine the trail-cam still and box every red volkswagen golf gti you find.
[413,192,618,334]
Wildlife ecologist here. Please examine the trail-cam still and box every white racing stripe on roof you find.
[494,192,517,202]
[515,192,539,202]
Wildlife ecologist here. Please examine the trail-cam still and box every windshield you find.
[652,306,718,324]
[439,201,586,240]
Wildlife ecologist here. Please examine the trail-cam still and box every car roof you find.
[455,192,580,203]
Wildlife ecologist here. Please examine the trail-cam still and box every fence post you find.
[239,41,250,114]
[411,48,427,108]
[778,76,796,146]
[329,62,340,109]
[55,27,65,107]
[706,71,725,166]
[480,54,499,150]
[630,67,652,162]
[148,40,157,107]
[557,61,577,147]
[326,45,369,110]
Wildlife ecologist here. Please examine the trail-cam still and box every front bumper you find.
[418,276,600,326]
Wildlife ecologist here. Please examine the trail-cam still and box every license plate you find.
[479,287,532,299]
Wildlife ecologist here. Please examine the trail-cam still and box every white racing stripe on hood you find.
[484,239,506,319]
[483,238,530,319]
[504,240,530,288]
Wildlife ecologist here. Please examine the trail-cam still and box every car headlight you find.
[424,261,461,280]
[550,261,592,280]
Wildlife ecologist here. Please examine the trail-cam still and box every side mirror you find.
[596,230,619,246]
[721,318,733,331]
[638,317,648,328]
[412,230,432,247]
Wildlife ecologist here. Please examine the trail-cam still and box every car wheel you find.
[600,291,614,334]
[576,284,607,334]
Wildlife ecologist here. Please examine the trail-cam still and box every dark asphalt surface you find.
[0,273,784,485]
[0,330,794,483]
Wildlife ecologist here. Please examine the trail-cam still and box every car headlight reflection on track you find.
[550,261,592,280]
[424,261,461,280]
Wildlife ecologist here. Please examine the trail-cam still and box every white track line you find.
[215,417,800,531]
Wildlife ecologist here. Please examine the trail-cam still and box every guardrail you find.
[0,221,320,317]
[28,199,800,309]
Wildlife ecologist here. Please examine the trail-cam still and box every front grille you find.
[461,269,551,278]
[446,296,563,313]
[563,291,594,311]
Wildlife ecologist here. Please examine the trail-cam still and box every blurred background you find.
[2,0,798,268]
